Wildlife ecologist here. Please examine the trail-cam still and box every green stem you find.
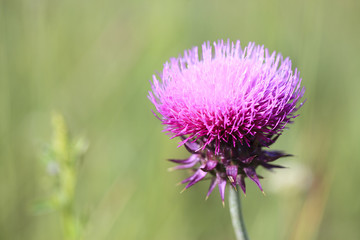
[229,186,250,240]
[61,203,80,240]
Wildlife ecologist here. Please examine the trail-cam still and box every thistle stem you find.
[229,187,250,240]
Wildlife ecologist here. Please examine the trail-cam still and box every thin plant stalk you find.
[229,186,250,240]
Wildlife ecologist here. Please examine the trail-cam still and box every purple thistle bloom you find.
[149,40,305,204]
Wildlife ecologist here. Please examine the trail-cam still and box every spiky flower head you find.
[149,40,305,204]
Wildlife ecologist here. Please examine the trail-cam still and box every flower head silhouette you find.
[149,40,305,203]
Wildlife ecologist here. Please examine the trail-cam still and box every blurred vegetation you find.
[32,112,87,239]
[0,0,360,239]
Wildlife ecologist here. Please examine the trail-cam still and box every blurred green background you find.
[1,0,360,239]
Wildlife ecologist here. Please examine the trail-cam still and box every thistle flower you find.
[148,40,304,204]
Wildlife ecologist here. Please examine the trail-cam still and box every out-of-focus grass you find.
[1,0,360,239]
